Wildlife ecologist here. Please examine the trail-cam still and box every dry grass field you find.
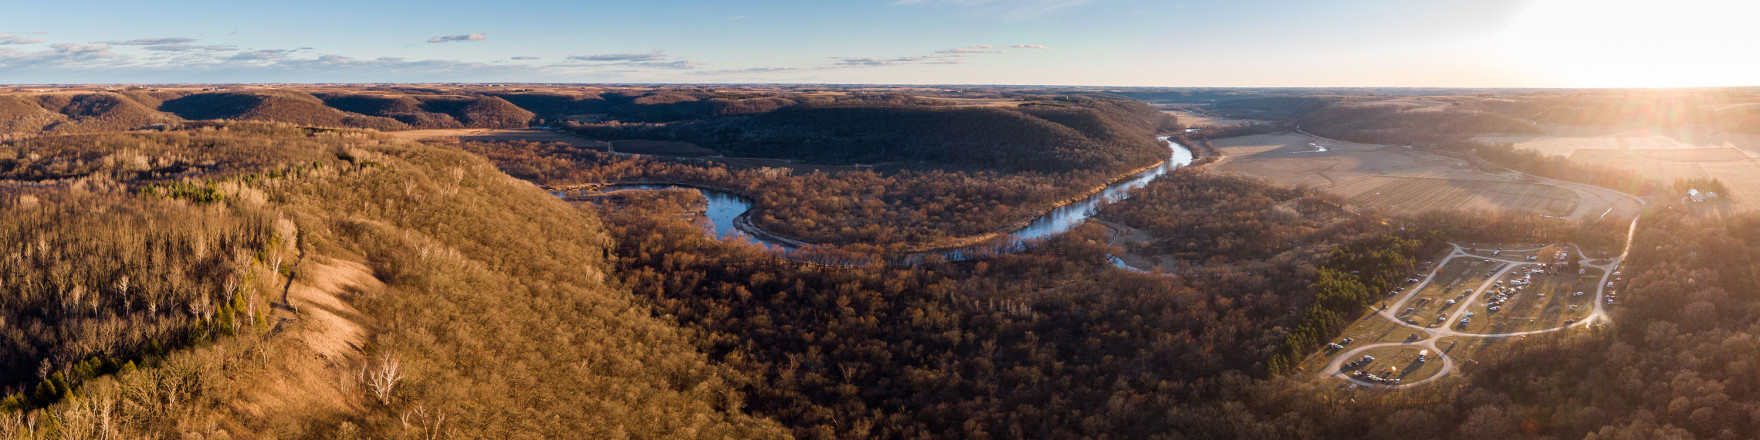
[1165,109,1263,127]
[1567,148,1760,210]
[1457,267,1600,335]
[1351,346,1448,382]
[1396,258,1495,325]
[1474,125,1760,157]
[1336,177,1579,217]
[1208,132,1635,218]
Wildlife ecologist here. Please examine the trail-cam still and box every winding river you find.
[595,136,1194,265]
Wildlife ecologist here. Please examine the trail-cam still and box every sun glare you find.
[1497,0,1760,87]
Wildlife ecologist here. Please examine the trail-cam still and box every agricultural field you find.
[1335,177,1580,217]
[1474,125,1760,158]
[1455,266,1600,335]
[1568,148,1760,210]
[1207,132,1636,219]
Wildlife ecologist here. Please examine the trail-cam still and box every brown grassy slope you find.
[158,91,412,131]
[35,93,181,134]
[412,95,535,128]
[0,96,64,135]
[316,94,536,129]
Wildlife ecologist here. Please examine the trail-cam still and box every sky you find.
[0,0,1755,87]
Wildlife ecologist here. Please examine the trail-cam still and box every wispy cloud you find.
[937,45,1003,54]
[561,51,699,70]
[226,49,299,61]
[0,43,127,70]
[568,52,668,62]
[830,45,1015,68]
[893,0,1098,19]
[1011,44,1047,49]
[104,37,198,46]
[142,44,238,52]
[690,66,798,76]
[426,33,486,43]
[0,34,45,45]
[510,56,540,60]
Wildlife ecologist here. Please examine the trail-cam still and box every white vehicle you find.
[1418,350,1428,362]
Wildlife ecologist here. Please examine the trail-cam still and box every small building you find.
[1688,188,1706,203]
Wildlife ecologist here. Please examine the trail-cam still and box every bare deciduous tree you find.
[363,352,406,406]
[402,402,451,440]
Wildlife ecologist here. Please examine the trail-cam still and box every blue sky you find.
[0,0,1753,86]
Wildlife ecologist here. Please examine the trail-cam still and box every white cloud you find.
[686,65,799,75]
[568,52,668,62]
[226,49,297,61]
[427,33,486,43]
[830,45,1017,68]
[0,34,45,45]
[938,46,1004,54]
[892,0,1098,19]
[105,37,198,46]
[1011,44,1047,49]
[143,44,238,52]
[560,51,698,70]
[510,56,540,60]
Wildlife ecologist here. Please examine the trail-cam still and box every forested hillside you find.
[597,171,1359,439]
[701,96,1173,173]
[0,123,783,438]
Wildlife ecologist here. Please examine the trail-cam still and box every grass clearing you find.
[1344,346,1447,383]
[1436,336,1517,372]
[1456,266,1599,335]
[1294,314,1418,373]
[1397,258,1495,323]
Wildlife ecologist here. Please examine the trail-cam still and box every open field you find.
[1436,336,1514,372]
[1209,132,1635,219]
[1456,266,1599,335]
[1473,126,1760,210]
[1395,258,1496,325]
[1165,109,1263,127]
[1345,346,1447,383]
[1474,125,1760,158]
[1296,314,1416,373]
[1572,148,1751,162]
[1567,149,1760,210]
[1334,177,1579,217]
[612,139,717,156]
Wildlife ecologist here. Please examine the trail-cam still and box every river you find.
[594,136,1194,265]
